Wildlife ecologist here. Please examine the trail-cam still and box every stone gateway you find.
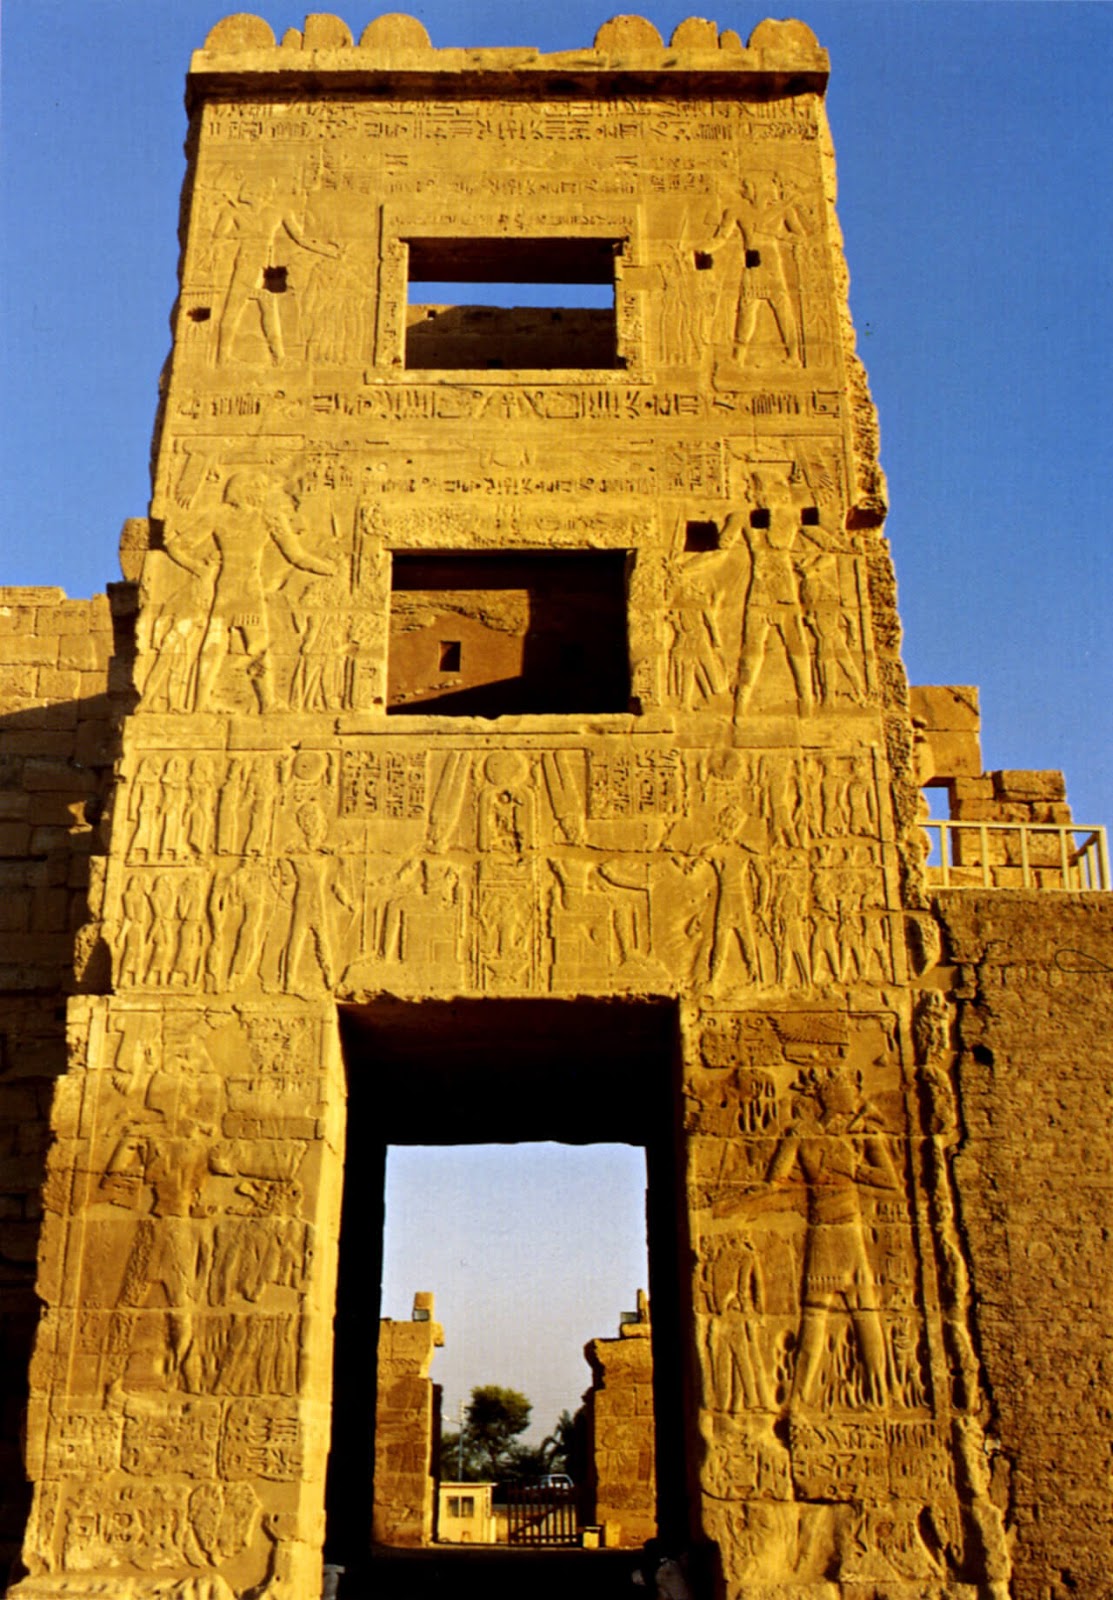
[0,13,1110,1600]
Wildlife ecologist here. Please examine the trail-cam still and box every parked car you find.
[536,1473,574,1490]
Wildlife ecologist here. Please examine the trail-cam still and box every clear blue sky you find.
[382,1144,649,1442]
[2,0,1111,1441]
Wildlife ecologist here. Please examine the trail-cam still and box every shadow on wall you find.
[0,688,120,1578]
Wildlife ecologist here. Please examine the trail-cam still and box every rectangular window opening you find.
[388,550,630,716]
[405,237,621,371]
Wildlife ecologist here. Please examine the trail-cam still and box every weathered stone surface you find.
[934,892,1113,1600]
[584,1293,656,1547]
[0,14,1107,1600]
[373,1294,443,1547]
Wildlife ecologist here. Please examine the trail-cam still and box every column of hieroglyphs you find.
[11,12,1009,1599]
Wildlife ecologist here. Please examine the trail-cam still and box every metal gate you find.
[505,1483,578,1545]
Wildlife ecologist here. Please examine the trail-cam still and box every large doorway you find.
[324,998,688,1588]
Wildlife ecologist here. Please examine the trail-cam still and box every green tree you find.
[438,1427,485,1482]
[464,1385,532,1479]
[540,1406,588,1481]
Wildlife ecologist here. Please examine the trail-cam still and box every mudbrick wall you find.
[936,891,1113,1600]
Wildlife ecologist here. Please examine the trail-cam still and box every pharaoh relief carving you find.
[690,1013,955,1588]
[661,459,870,722]
[23,1001,329,1593]
[700,175,812,368]
[184,154,377,370]
[137,468,387,716]
[337,743,889,998]
[141,472,332,713]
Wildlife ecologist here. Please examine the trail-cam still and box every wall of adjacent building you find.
[935,890,1113,1600]
[0,586,118,1572]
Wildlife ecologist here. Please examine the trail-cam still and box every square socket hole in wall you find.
[684,520,720,552]
[387,550,630,715]
[405,237,620,370]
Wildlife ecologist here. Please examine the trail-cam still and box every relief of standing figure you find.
[160,472,334,713]
[701,174,809,365]
[714,1070,899,1411]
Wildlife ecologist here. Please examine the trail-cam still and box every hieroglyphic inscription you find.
[340,751,426,820]
[587,751,683,818]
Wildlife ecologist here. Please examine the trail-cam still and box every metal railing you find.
[922,820,1110,892]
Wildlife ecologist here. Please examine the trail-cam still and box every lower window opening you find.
[387,551,630,716]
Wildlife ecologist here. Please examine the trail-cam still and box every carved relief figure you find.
[160,472,334,713]
[290,602,347,711]
[301,243,370,364]
[798,553,866,704]
[703,175,808,365]
[733,501,814,718]
[128,757,163,861]
[666,520,745,711]
[477,752,537,855]
[214,169,340,365]
[766,1071,899,1408]
[700,1240,775,1412]
[280,800,354,991]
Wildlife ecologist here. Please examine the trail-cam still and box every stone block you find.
[9,701,76,731]
[0,731,78,759]
[909,683,980,730]
[992,769,1066,802]
[20,760,94,794]
[56,636,105,672]
[0,666,38,703]
[30,889,68,934]
[28,826,73,855]
[917,728,983,781]
[72,719,114,767]
[0,637,58,667]
[46,599,110,636]
[0,589,65,607]
[0,824,31,858]
[0,897,30,932]
[0,608,36,637]
[34,669,82,703]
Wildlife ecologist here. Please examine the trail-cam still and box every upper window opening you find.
[405,237,620,371]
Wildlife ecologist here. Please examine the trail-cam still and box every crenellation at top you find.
[189,12,828,98]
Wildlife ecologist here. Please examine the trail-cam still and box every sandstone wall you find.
[936,891,1113,1600]
[0,587,117,1571]
[1,13,1089,1600]
[584,1297,656,1547]
[372,1297,442,1547]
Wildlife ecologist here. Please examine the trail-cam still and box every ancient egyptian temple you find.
[1,12,1111,1599]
